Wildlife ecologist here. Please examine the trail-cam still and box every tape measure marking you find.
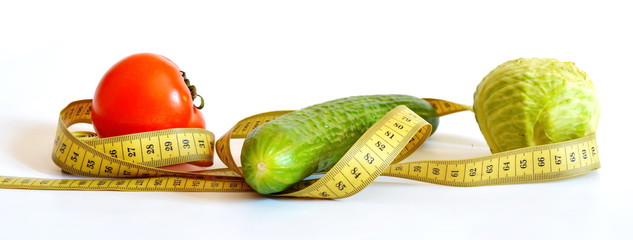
[0,176,252,192]
[382,134,599,186]
[0,98,600,198]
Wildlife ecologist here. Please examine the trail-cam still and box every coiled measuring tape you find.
[0,98,600,199]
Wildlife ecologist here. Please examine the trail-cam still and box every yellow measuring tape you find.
[0,98,600,199]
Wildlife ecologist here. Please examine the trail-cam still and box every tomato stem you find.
[181,71,205,109]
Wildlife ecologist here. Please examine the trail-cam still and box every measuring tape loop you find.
[0,98,600,199]
[273,105,433,199]
[53,100,219,177]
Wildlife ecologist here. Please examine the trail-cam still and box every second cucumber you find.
[240,94,439,194]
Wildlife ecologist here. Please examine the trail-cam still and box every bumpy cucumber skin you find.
[240,95,439,194]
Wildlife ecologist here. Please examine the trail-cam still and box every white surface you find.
[1,1,631,239]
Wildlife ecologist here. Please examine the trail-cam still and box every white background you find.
[1,0,631,239]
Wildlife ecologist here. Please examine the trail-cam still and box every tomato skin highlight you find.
[91,53,205,138]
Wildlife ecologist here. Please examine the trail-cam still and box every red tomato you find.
[91,53,209,168]
[92,53,205,138]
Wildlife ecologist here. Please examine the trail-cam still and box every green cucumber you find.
[240,94,439,194]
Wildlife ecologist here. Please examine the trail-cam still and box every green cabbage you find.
[473,58,600,153]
